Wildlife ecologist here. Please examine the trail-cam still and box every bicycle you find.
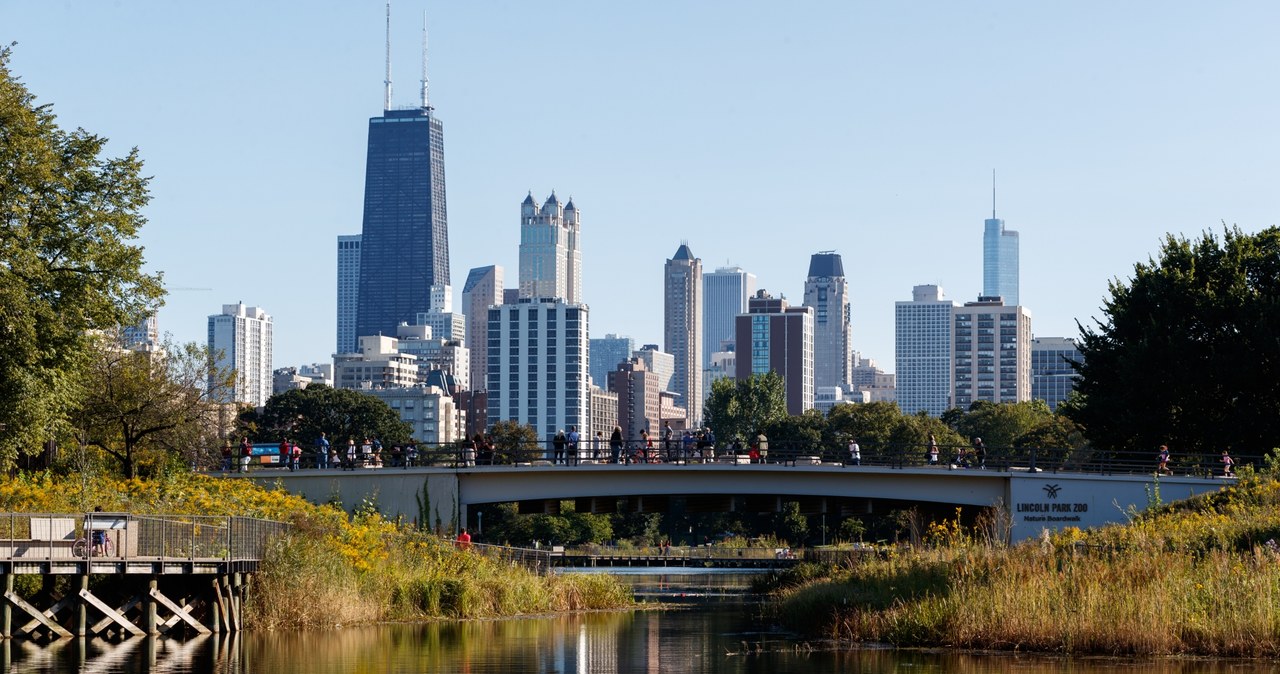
[72,533,113,558]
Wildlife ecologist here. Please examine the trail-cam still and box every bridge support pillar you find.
[1,574,10,639]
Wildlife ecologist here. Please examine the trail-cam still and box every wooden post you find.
[231,573,243,632]
[76,576,88,637]
[145,577,158,635]
[209,578,223,634]
[1,574,11,639]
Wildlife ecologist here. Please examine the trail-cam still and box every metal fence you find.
[0,512,289,561]
[225,440,1244,480]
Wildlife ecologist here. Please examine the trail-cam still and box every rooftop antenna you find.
[992,168,997,219]
[421,10,431,109]
[383,0,393,110]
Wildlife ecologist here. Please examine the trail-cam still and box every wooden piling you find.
[1,574,11,639]
[76,576,88,637]
[145,577,158,635]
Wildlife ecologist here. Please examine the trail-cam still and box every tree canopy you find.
[239,385,412,448]
[77,334,233,477]
[0,47,163,468]
[703,372,787,443]
[1069,226,1280,458]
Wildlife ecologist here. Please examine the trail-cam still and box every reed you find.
[774,474,1280,656]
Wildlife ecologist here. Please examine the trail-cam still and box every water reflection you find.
[7,571,1280,673]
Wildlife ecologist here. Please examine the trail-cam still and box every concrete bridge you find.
[238,463,1232,542]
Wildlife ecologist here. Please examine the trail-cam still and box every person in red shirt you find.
[456,528,472,550]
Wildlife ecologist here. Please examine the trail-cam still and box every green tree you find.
[488,420,540,463]
[837,517,866,543]
[77,334,234,477]
[951,400,1055,453]
[0,47,164,468]
[826,401,906,456]
[240,385,412,448]
[704,372,787,443]
[1070,226,1280,458]
[773,501,809,547]
[763,409,827,457]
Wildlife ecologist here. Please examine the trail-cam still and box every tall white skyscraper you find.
[336,234,361,354]
[518,192,581,303]
[462,265,503,392]
[664,244,703,427]
[208,302,273,407]
[895,285,956,416]
[952,297,1032,408]
[983,181,1019,306]
[702,266,755,370]
[486,299,589,443]
[803,251,852,389]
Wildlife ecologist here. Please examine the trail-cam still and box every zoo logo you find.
[1042,483,1062,499]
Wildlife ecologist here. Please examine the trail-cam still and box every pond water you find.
[5,569,1274,673]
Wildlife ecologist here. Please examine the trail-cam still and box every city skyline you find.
[6,3,1279,374]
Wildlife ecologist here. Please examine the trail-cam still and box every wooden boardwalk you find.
[0,513,286,642]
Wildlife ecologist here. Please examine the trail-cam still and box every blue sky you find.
[4,2,1278,373]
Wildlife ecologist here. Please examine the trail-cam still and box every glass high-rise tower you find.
[355,10,449,345]
[982,179,1019,306]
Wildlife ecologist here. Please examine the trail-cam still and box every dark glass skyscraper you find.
[355,105,450,344]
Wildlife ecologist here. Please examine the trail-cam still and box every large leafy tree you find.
[1070,226,1280,459]
[0,47,164,468]
[703,372,787,443]
[240,385,412,448]
[77,334,234,477]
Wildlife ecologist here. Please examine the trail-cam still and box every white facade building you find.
[336,234,361,354]
[703,341,736,394]
[334,336,420,390]
[396,323,470,391]
[208,302,273,407]
[702,266,755,370]
[895,285,956,416]
[414,284,466,343]
[952,297,1032,407]
[486,299,590,443]
[518,193,581,304]
[850,357,896,404]
[366,385,461,446]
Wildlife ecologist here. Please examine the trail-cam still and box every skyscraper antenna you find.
[421,10,430,109]
[992,168,997,219]
[383,0,393,111]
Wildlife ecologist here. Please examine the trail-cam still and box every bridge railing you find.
[0,513,289,561]
[224,439,1242,479]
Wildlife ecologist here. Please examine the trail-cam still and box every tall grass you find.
[0,470,633,629]
[774,474,1280,656]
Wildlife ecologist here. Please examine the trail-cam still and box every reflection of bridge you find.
[244,462,1233,542]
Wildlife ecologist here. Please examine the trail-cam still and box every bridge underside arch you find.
[459,465,1006,518]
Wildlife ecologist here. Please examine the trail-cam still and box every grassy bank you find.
[771,471,1280,656]
[0,470,632,628]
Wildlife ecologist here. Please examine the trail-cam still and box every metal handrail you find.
[0,513,288,562]
[221,440,1243,480]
